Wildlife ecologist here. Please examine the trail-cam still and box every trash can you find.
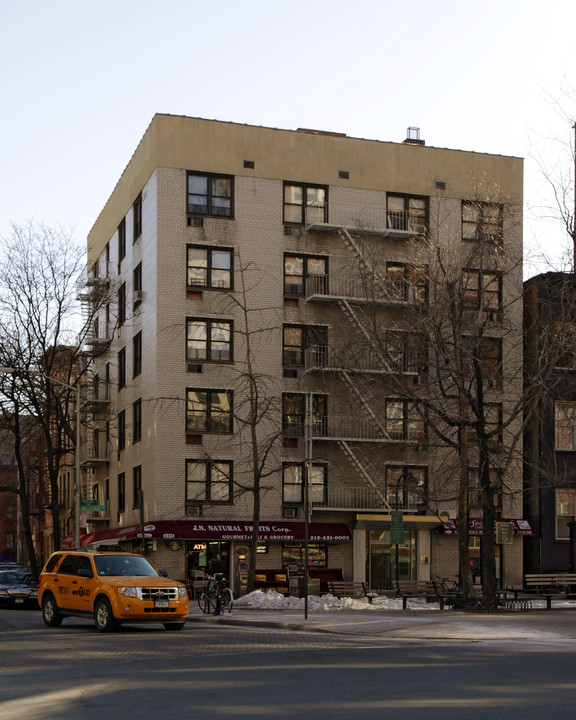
[298,576,321,597]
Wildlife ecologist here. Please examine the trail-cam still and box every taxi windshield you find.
[93,554,160,577]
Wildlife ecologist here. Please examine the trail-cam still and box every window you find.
[186,389,233,434]
[118,410,126,452]
[133,332,142,377]
[385,399,425,440]
[186,459,232,503]
[468,467,502,510]
[555,401,576,450]
[386,263,428,303]
[283,182,327,225]
[385,331,427,374]
[133,465,142,509]
[284,254,327,296]
[282,463,326,504]
[556,489,576,539]
[463,270,502,310]
[282,542,327,568]
[283,325,327,367]
[462,201,502,242]
[118,472,125,514]
[553,321,576,369]
[386,194,427,233]
[282,393,327,437]
[118,347,126,389]
[133,193,142,240]
[187,319,232,362]
[133,399,142,443]
[118,218,126,265]
[187,172,233,217]
[118,283,126,326]
[385,466,427,509]
[133,262,142,308]
[465,403,502,444]
[462,337,502,386]
[187,245,233,290]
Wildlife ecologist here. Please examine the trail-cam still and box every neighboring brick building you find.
[74,115,525,592]
[0,448,17,562]
[524,272,576,572]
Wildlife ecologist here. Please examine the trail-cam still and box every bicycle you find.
[198,572,233,615]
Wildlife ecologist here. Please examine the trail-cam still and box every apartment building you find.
[75,115,526,592]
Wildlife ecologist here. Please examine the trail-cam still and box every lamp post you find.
[393,471,418,584]
[0,366,82,548]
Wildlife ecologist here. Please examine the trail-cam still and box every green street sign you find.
[391,511,404,528]
[80,500,106,512]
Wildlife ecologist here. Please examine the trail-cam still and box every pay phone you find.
[236,546,249,595]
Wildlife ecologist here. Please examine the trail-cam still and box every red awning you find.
[439,518,533,536]
[63,520,352,547]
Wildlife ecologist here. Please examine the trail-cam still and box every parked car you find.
[0,571,39,609]
[38,549,189,632]
[0,562,28,572]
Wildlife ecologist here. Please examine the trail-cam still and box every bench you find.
[328,581,376,603]
[508,573,576,610]
[395,580,450,610]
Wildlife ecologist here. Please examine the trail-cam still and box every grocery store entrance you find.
[368,529,417,590]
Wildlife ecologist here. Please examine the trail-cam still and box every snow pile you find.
[234,589,435,611]
[233,589,576,612]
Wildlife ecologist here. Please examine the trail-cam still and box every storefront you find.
[355,514,444,590]
[64,520,352,593]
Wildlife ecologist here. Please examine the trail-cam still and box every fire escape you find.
[301,212,427,513]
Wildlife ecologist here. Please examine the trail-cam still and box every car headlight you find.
[118,587,141,598]
[177,586,188,599]
[0,589,9,597]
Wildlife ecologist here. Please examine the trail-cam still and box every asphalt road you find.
[2,609,576,719]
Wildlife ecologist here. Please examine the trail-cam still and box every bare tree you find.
[0,222,107,560]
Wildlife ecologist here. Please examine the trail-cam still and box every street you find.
[2,609,576,719]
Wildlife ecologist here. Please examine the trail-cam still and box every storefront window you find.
[282,542,327,568]
[368,530,416,590]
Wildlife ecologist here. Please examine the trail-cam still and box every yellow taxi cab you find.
[38,548,189,632]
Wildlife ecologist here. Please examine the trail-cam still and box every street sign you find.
[391,511,404,528]
[390,527,405,544]
[80,500,106,512]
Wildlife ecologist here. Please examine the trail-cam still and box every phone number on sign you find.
[309,535,349,541]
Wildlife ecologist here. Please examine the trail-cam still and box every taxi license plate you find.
[154,599,170,609]
[15,599,24,604]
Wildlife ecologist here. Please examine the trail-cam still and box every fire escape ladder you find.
[337,227,389,296]
[337,440,392,509]
[337,299,394,374]
[339,370,390,438]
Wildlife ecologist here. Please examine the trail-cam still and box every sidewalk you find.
[186,602,576,644]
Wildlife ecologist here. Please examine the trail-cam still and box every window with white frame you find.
[384,399,425,441]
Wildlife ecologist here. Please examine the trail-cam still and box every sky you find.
[1,0,576,278]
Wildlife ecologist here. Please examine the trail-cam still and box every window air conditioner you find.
[133,290,143,304]
[186,505,202,517]
[283,506,297,519]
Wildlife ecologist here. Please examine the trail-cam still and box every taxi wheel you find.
[42,594,63,627]
[163,622,186,631]
[94,597,118,633]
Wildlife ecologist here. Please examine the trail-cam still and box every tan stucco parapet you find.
[87,114,523,262]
